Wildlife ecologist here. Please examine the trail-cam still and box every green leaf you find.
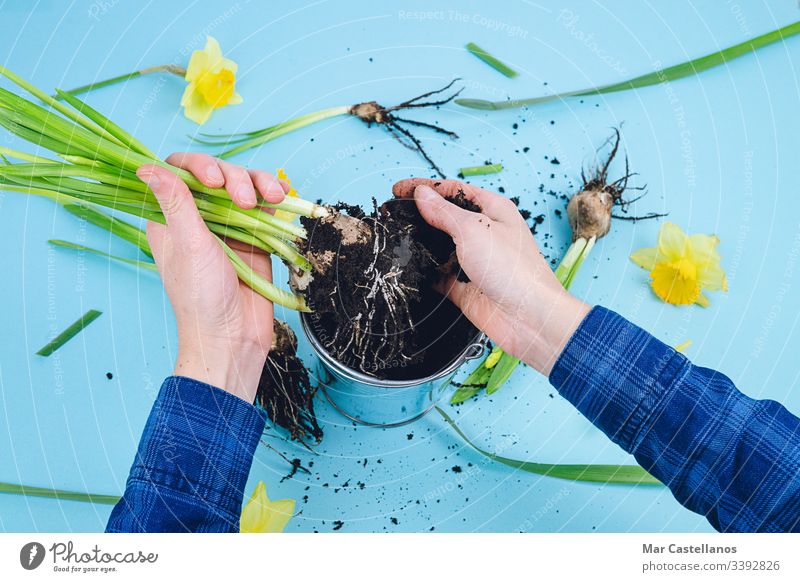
[450,365,493,404]
[436,407,661,485]
[0,482,119,505]
[214,106,351,159]
[55,89,156,158]
[217,236,310,311]
[459,163,503,177]
[35,309,102,357]
[48,240,157,271]
[457,20,800,110]
[485,353,521,395]
[63,203,152,257]
[466,42,518,78]
[0,65,129,148]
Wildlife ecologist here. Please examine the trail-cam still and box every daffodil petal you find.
[181,84,215,125]
[658,222,689,261]
[689,233,721,267]
[203,36,224,67]
[262,499,296,532]
[240,481,296,533]
[220,57,239,74]
[185,50,208,82]
[227,91,243,106]
[629,247,660,271]
[274,209,297,222]
[695,293,711,308]
[698,262,727,292]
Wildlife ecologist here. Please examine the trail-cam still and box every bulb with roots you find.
[567,128,666,242]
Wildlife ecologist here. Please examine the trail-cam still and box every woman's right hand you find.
[392,178,590,376]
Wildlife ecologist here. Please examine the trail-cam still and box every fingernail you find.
[237,184,256,205]
[268,180,284,198]
[137,170,160,190]
[415,185,437,201]
[206,165,223,184]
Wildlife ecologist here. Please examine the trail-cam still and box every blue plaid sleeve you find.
[550,306,800,532]
[106,376,266,533]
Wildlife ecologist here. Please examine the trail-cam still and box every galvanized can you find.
[300,312,488,427]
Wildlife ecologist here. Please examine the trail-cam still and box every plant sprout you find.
[195,80,464,178]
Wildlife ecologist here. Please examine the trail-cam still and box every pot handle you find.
[462,334,489,361]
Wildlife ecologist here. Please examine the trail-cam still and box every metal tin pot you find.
[300,312,487,427]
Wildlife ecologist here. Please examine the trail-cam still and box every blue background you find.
[1,0,799,532]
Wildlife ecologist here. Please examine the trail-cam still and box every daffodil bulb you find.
[566,187,614,241]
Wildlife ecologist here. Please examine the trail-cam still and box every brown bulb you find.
[567,188,614,241]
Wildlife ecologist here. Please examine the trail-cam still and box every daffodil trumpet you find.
[452,130,664,403]
[195,79,463,179]
[54,37,242,125]
[0,66,329,311]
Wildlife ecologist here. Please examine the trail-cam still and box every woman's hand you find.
[138,153,287,403]
[393,178,590,376]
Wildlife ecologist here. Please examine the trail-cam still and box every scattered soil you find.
[298,194,480,380]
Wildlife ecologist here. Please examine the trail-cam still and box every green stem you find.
[49,240,157,271]
[63,203,152,257]
[217,236,309,311]
[55,89,156,158]
[199,105,352,159]
[0,66,128,148]
[202,209,310,270]
[55,64,187,99]
[0,146,54,164]
[459,163,503,177]
[457,20,800,110]
[0,482,120,505]
[555,236,596,289]
[437,407,660,485]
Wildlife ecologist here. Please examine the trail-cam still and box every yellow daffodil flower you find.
[240,481,295,533]
[274,168,298,222]
[181,36,242,125]
[630,222,727,307]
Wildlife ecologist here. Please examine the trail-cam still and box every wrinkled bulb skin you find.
[567,187,614,241]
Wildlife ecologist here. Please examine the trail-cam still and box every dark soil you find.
[256,321,323,444]
[298,194,480,380]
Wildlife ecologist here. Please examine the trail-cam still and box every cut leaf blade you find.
[35,309,102,357]
[437,407,660,485]
[0,481,119,505]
